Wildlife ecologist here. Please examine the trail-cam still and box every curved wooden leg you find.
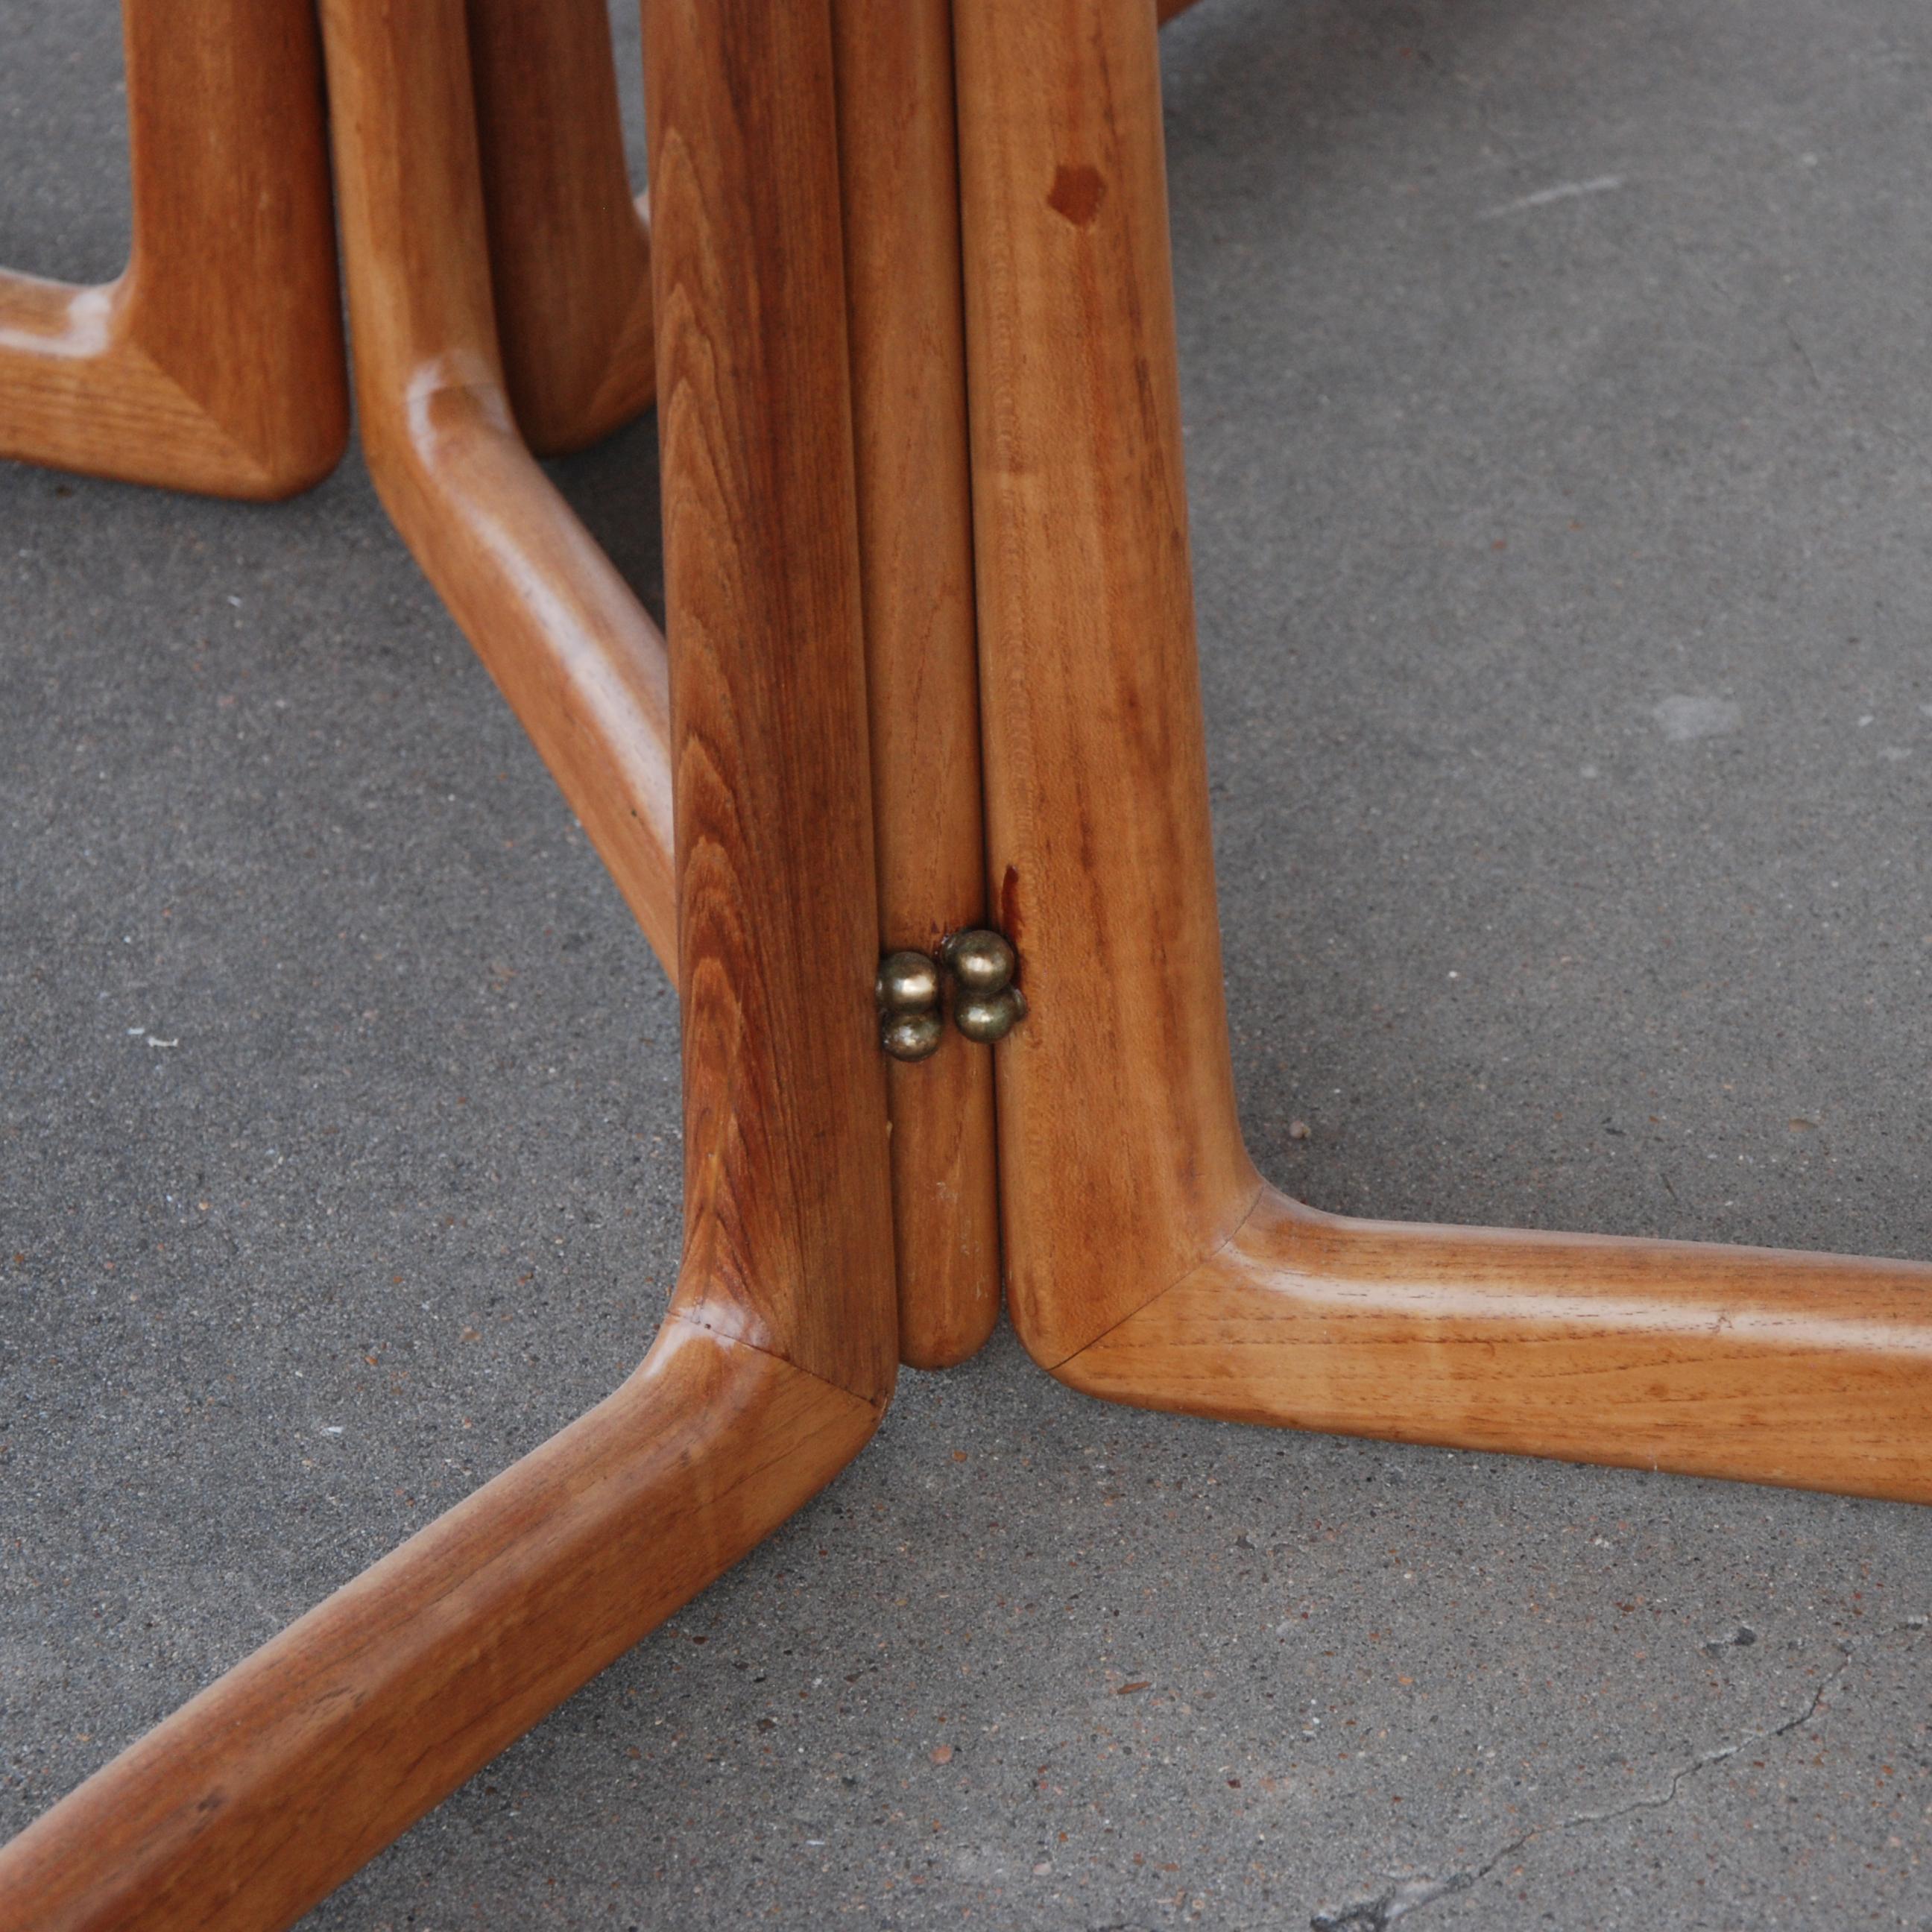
[1070,1191,1932,1502]
[953,0,1932,1504]
[467,0,657,455]
[0,0,347,499]
[326,0,676,973]
[0,4,896,1926]
[0,1328,880,1932]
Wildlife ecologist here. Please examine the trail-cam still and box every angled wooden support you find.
[953,0,1932,1506]
[467,0,657,455]
[328,0,677,972]
[0,4,894,1928]
[0,0,347,499]
[0,1334,880,1932]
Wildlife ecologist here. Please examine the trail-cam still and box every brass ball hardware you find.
[881,1009,945,1061]
[940,927,1016,995]
[879,931,1025,1054]
[877,949,942,1014]
[953,984,1027,1044]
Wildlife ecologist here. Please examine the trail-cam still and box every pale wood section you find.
[0,0,347,499]
[0,1324,879,1932]
[1071,1187,1932,1503]
[649,0,900,1404]
[467,0,657,455]
[833,0,1001,1370]
[325,0,677,974]
[955,0,1259,1367]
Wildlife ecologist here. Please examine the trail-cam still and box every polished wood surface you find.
[464,0,1202,466]
[0,6,898,1925]
[833,0,1002,1370]
[956,0,1260,1368]
[328,0,677,973]
[0,1326,877,1932]
[956,0,1932,1502]
[6,4,1931,1924]
[651,0,899,1403]
[1073,1189,1932,1503]
[0,0,346,499]
[467,0,657,455]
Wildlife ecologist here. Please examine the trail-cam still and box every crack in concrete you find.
[1310,1644,1857,1931]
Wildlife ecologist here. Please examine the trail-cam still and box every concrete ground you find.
[4,1,1931,1925]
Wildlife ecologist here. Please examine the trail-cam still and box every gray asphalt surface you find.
[5,1,1931,1927]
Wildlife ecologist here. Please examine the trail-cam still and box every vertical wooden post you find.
[832,0,1002,1369]
[648,0,900,1401]
[954,0,1258,1366]
[466,0,657,454]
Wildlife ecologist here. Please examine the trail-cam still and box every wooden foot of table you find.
[323,0,677,973]
[953,0,1932,1506]
[0,1325,880,1932]
[0,0,347,499]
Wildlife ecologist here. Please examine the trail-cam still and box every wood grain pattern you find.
[467,0,657,455]
[467,0,1208,464]
[326,0,677,973]
[833,0,1002,1370]
[1072,1188,1932,1503]
[650,0,900,1404]
[0,6,901,1924]
[0,0,346,499]
[956,0,1932,1502]
[0,1325,879,1932]
[459,0,1193,470]
[956,0,1260,1368]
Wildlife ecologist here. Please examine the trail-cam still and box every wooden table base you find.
[2,1,1928,1927]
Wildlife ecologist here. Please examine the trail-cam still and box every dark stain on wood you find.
[1046,162,1105,227]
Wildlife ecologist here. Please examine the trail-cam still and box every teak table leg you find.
[0,0,346,499]
[953,0,1932,1504]
[0,4,894,1928]
[645,0,898,1406]
[467,0,657,455]
[833,0,1003,1369]
[326,0,677,973]
[7,1,1932,1925]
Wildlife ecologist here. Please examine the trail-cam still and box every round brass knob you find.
[941,928,1016,995]
[876,950,941,1014]
[953,985,1027,1044]
[881,1010,945,1062]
